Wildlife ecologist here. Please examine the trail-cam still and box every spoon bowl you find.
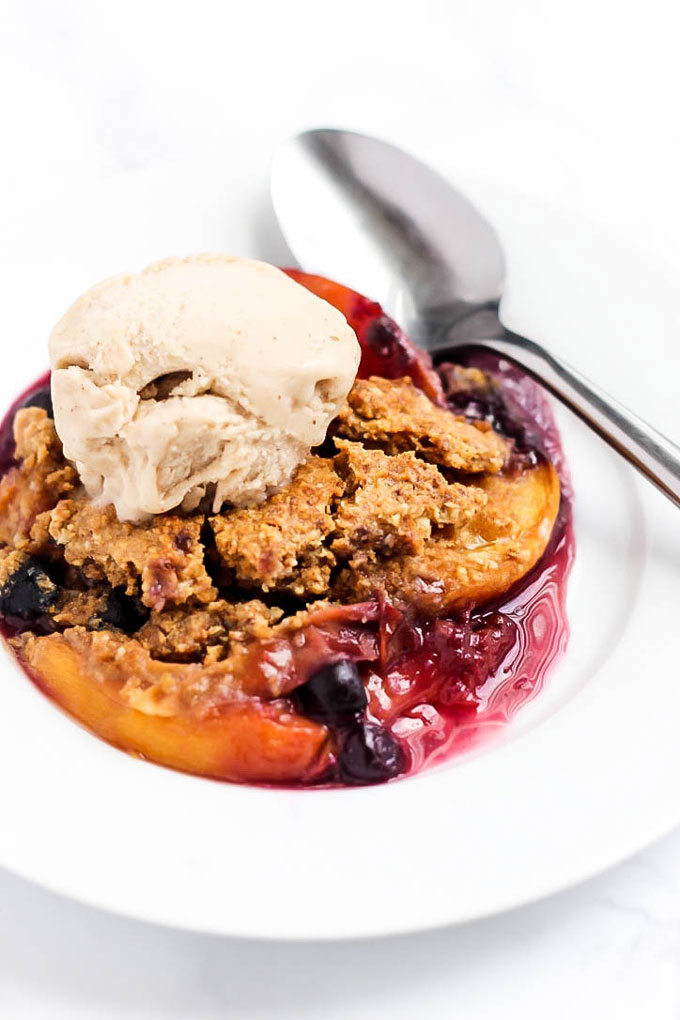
[271,128,504,344]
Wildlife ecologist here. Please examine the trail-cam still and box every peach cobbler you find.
[0,259,572,786]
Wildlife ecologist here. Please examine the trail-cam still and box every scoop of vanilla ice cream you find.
[49,255,360,521]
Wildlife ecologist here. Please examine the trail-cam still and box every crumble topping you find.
[0,548,32,587]
[43,500,216,611]
[20,625,244,716]
[437,364,491,395]
[335,462,560,615]
[334,375,508,473]
[331,439,486,562]
[0,408,76,548]
[210,456,343,598]
[50,589,110,628]
[136,599,284,662]
[16,598,369,709]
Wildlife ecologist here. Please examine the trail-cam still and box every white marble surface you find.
[1,0,680,1015]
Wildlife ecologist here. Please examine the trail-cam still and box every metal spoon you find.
[271,128,680,508]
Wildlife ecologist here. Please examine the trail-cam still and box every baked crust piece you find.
[334,376,508,473]
[335,461,561,615]
[0,547,31,587]
[136,599,284,662]
[17,597,370,705]
[0,408,77,549]
[43,500,216,611]
[210,437,488,598]
[51,589,110,628]
[331,439,486,562]
[1,374,555,632]
[19,625,246,710]
[437,364,492,396]
[210,456,343,598]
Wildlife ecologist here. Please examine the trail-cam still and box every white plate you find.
[0,161,677,940]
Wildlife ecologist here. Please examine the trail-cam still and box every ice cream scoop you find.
[49,254,361,522]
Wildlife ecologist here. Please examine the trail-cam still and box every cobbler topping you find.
[136,599,284,662]
[42,499,216,610]
[335,461,559,615]
[331,440,485,562]
[335,375,508,473]
[0,270,573,788]
[0,375,53,471]
[0,406,76,549]
[210,456,342,597]
[209,431,487,602]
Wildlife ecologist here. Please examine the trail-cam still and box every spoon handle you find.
[472,330,680,508]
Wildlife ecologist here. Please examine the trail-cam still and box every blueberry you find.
[365,316,401,359]
[294,659,368,722]
[98,587,149,633]
[339,721,405,785]
[442,373,543,458]
[19,382,53,419]
[0,559,58,621]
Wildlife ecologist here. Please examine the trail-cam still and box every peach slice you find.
[19,629,331,785]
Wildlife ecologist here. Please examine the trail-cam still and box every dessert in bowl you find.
[0,256,572,787]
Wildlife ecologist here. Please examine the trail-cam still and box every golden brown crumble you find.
[51,589,109,628]
[437,364,492,395]
[0,408,76,549]
[335,462,560,614]
[210,456,343,598]
[0,547,30,587]
[332,439,486,562]
[18,626,244,715]
[209,423,492,600]
[44,500,216,611]
[137,599,284,661]
[334,375,508,473]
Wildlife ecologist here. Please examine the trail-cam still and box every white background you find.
[1,0,680,1016]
